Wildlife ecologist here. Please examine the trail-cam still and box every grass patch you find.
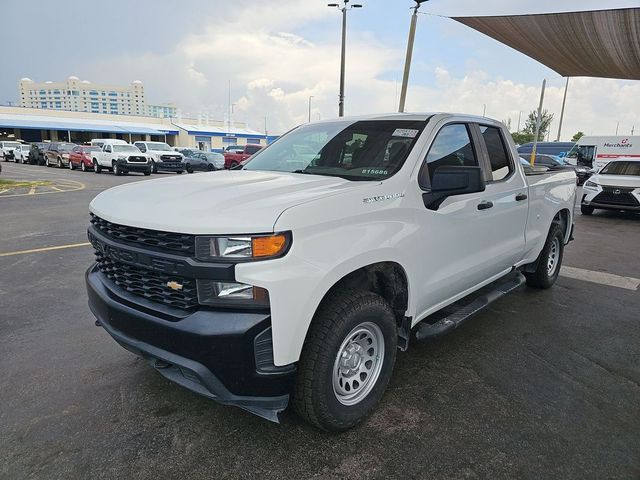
[0,179,53,189]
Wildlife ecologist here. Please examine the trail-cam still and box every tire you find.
[57,158,62,168]
[176,170,183,174]
[81,162,87,172]
[293,290,398,432]
[94,161,102,174]
[581,204,594,215]
[524,222,564,289]
[186,164,193,173]
[207,164,215,171]
[113,163,121,176]
[69,160,75,170]
[144,169,151,176]
[150,161,157,174]
[230,161,238,168]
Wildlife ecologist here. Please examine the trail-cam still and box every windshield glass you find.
[82,146,101,152]
[58,143,75,151]
[600,161,640,176]
[4,142,21,148]
[147,142,172,151]
[243,119,427,181]
[204,153,223,160]
[113,145,140,153]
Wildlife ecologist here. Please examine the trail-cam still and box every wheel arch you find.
[553,208,572,243]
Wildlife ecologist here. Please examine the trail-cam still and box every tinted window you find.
[600,161,640,176]
[480,126,512,181]
[425,124,477,180]
[245,145,261,154]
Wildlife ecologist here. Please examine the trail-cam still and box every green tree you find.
[511,132,534,145]
[524,109,554,141]
[571,131,585,142]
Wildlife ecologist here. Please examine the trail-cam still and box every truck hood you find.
[89,170,370,234]
[592,174,640,188]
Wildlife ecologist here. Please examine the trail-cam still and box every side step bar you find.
[415,272,526,341]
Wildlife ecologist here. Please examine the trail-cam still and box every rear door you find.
[473,124,528,268]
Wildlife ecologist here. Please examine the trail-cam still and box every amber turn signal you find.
[252,234,288,258]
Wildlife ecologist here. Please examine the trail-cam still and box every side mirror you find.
[420,166,485,210]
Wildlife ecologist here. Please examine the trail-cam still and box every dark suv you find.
[29,142,49,166]
[45,142,76,168]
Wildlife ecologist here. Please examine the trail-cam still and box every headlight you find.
[584,180,598,188]
[196,280,269,307]
[195,232,290,261]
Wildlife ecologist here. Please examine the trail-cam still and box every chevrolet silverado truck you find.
[92,142,151,176]
[86,113,577,431]
[134,141,185,174]
[223,144,262,169]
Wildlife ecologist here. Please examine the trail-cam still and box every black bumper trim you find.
[86,266,293,421]
[582,200,640,211]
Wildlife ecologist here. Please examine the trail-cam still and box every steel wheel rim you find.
[332,321,385,406]
[547,237,560,276]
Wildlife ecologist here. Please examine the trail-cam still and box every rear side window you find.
[425,124,477,180]
[480,126,513,181]
[245,145,261,154]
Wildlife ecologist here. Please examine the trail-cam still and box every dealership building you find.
[0,106,276,150]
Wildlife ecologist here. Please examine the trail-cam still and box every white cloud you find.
[80,0,640,140]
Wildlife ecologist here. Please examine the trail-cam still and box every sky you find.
[1,0,639,139]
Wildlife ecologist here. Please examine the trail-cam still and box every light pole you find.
[308,95,314,123]
[399,0,429,113]
[556,77,569,141]
[328,0,362,117]
[482,104,486,117]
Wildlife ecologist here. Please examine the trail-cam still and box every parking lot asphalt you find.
[1,162,639,480]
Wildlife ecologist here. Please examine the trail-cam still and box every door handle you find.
[515,193,528,201]
[477,201,494,210]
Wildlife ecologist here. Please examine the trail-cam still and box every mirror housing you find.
[421,166,485,210]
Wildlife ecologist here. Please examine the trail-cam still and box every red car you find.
[69,145,102,171]
[223,144,263,169]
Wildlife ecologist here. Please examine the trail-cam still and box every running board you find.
[415,272,526,341]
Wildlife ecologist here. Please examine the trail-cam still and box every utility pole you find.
[556,77,569,142]
[615,121,619,135]
[264,116,268,144]
[517,111,522,132]
[227,80,231,133]
[482,104,486,117]
[328,1,362,117]
[399,1,428,113]
[308,96,314,123]
[530,78,546,166]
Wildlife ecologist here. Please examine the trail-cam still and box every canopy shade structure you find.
[453,8,640,80]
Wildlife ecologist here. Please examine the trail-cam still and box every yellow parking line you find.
[0,242,91,257]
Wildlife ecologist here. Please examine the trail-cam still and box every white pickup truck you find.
[86,113,577,431]
[92,142,152,176]
[133,141,185,174]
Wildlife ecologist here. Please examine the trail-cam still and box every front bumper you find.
[86,265,294,421]
[116,159,150,173]
[156,161,185,172]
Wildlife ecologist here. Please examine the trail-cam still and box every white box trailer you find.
[566,136,640,171]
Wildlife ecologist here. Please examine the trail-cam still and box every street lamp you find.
[399,0,429,113]
[328,0,363,117]
[308,95,314,123]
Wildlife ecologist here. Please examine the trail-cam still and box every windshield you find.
[82,146,101,152]
[113,145,140,153]
[4,142,21,148]
[600,161,640,176]
[147,142,172,151]
[243,119,427,181]
[58,143,75,151]
[204,152,223,160]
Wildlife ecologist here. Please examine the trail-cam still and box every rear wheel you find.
[113,163,121,176]
[524,223,564,289]
[81,162,87,172]
[207,164,215,171]
[293,290,397,431]
[69,160,74,170]
[94,161,102,174]
[186,164,193,173]
[230,161,238,168]
[581,204,594,215]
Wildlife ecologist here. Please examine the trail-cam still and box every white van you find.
[90,138,128,149]
[566,136,640,171]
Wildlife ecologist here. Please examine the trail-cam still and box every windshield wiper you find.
[292,169,314,174]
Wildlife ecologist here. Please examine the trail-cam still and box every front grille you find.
[593,187,639,207]
[128,155,147,163]
[90,213,195,256]
[96,252,198,310]
[160,155,182,161]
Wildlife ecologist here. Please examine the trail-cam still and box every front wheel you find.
[186,164,193,173]
[81,162,87,172]
[113,164,121,176]
[524,223,564,289]
[581,204,594,215]
[69,160,75,170]
[94,161,102,174]
[293,290,397,431]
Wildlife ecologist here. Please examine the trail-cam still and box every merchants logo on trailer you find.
[604,138,632,148]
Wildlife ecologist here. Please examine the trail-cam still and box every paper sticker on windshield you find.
[393,128,419,138]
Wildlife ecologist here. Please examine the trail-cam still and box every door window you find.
[423,124,477,181]
[479,125,513,181]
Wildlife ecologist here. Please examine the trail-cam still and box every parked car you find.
[92,143,151,176]
[69,145,102,171]
[0,141,23,161]
[29,142,49,166]
[45,142,76,168]
[184,152,225,172]
[86,113,577,431]
[13,144,31,164]
[581,158,640,215]
[176,148,201,158]
[223,144,263,168]
[517,141,574,158]
[133,141,184,174]
[526,153,591,185]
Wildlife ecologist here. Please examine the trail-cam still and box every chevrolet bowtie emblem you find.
[166,281,184,291]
